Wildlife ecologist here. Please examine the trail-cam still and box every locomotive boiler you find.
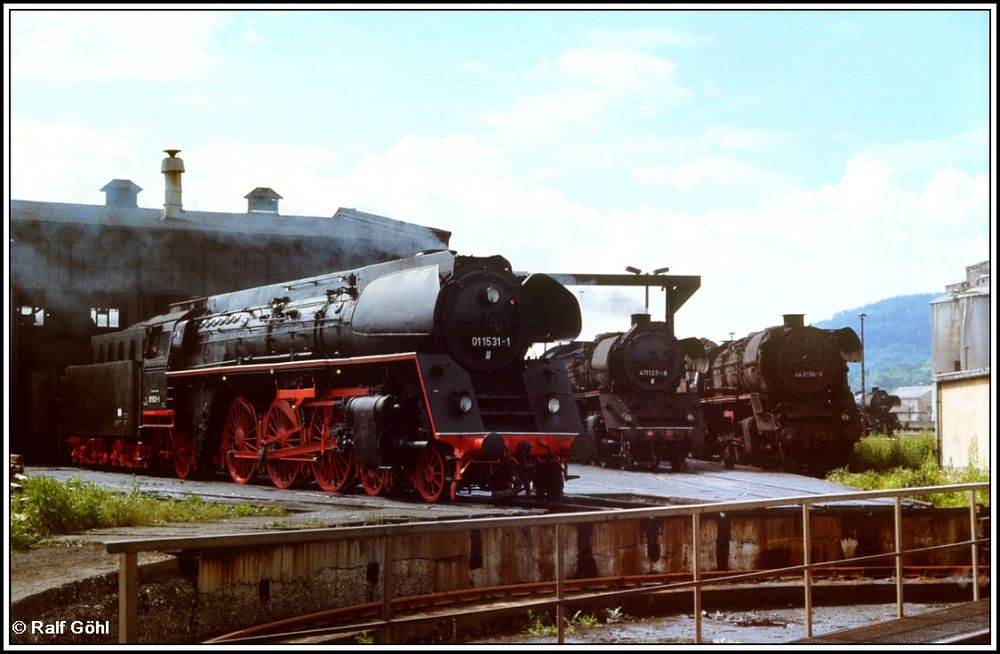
[698,314,863,475]
[60,250,585,502]
[544,313,708,471]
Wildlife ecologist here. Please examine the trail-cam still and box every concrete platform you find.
[792,598,991,644]
[29,458,883,523]
[566,458,899,506]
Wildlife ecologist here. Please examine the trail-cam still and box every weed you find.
[12,474,288,550]
[354,630,374,644]
[603,606,628,624]
[524,610,559,637]
[568,610,600,628]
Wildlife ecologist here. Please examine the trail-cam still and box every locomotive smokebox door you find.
[349,396,398,468]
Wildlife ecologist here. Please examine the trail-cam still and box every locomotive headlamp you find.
[547,397,561,414]
[484,286,501,304]
[455,393,474,414]
[623,413,634,424]
[841,413,851,422]
[686,413,696,423]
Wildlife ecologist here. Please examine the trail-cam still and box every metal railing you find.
[106,482,990,644]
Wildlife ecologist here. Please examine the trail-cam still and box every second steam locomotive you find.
[698,314,863,475]
[544,314,707,471]
[60,251,586,502]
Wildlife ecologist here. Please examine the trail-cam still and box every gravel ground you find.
[468,601,970,645]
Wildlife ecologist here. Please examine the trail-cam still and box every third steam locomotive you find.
[698,314,863,475]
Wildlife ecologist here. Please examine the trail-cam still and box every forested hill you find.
[812,293,936,392]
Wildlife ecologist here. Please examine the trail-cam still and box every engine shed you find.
[10,150,451,462]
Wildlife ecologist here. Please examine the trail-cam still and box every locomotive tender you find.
[698,314,863,475]
[60,250,585,502]
[544,313,708,471]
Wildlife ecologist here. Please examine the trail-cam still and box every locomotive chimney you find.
[631,313,651,327]
[161,149,185,220]
[782,314,805,328]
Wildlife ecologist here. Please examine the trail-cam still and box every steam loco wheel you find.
[171,430,197,480]
[221,397,260,484]
[413,446,449,503]
[360,465,391,496]
[262,399,304,489]
[308,409,358,493]
[533,461,564,501]
[489,461,522,498]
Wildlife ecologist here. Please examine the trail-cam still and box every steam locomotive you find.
[860,387,903,436]
[59,251,586,502]
[543,314,707,471]
[698,315,863,475]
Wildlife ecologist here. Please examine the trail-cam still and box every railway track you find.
[206,566,989,644]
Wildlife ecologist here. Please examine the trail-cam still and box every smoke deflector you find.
[351,265,440,336]
[521,273,582,343]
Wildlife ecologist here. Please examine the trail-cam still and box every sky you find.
[4,5,995,343]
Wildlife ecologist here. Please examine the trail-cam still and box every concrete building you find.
[891,385,934,431]
[10,149,451,462]
[930,261,991,470]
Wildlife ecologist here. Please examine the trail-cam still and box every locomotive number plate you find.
[471,336,512,348]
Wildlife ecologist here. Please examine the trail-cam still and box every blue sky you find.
[6,6,994,342]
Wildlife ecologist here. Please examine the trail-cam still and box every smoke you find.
[573,288,647,341]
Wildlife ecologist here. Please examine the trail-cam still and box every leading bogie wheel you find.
[413,447,448,503]
[360,465,391,496]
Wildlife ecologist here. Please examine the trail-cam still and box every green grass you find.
[827,434,989,508]
[11,475,287,550]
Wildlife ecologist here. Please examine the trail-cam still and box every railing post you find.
[118,551,138,644]
[381,536,393,643]
[894,496,904,618]
[692,512,701,644]
[969,489,980,601]
[802,502,812,639]
[556,523,565,644]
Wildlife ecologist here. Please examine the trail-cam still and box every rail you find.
[106,482,990,644]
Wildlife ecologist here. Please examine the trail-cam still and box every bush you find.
[828,433,989,508]
[849,433,935,472]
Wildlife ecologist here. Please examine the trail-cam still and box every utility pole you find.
[858,312,867,403]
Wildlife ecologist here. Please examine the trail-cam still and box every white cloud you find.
[319,134,604,270]
[11,118,137,203]
[557,48,679,98]
[599,145,989,340]
[11,11,226,84]
[480,47,689,147]
[9,117,988,345]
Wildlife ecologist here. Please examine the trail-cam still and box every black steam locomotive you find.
[698,315,863,475]
[860,387,903,436]
[59,251,585,502]
[543,314,707,471]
